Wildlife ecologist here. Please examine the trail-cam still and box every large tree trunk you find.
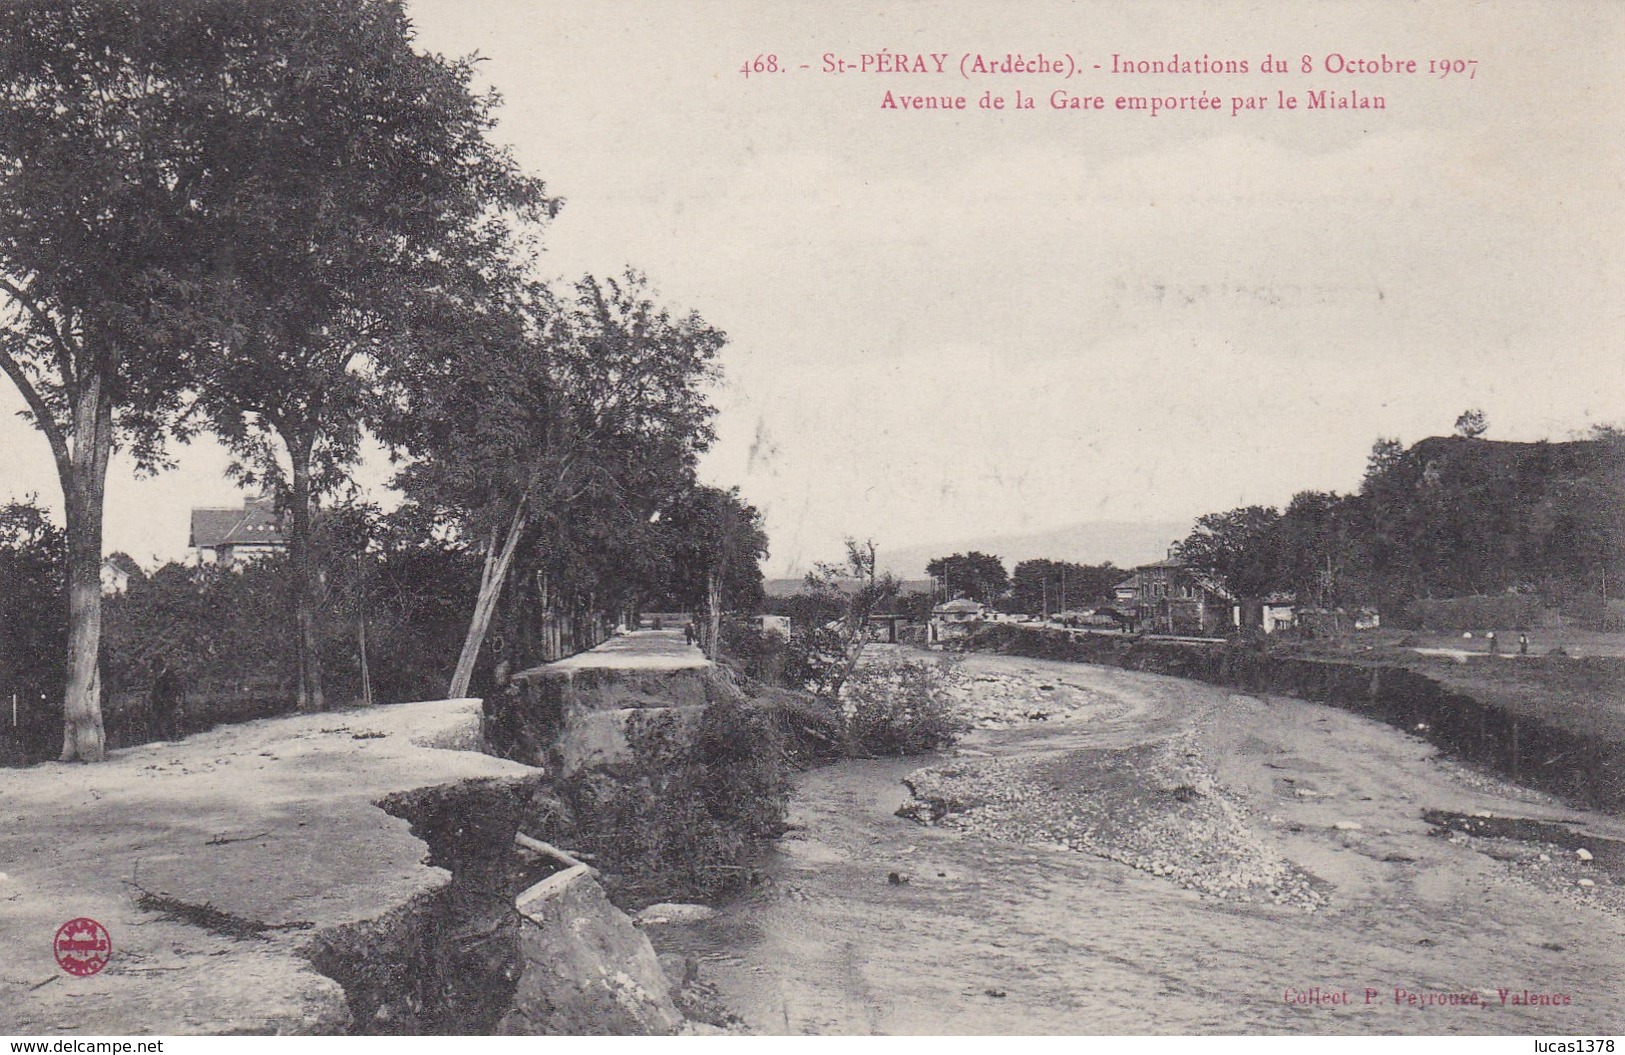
[287,438,324,712]
[705,565,723,661]
[448,498,528,699]
[59,377,114,762]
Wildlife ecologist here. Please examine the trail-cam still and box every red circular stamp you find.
[53,917,111,977]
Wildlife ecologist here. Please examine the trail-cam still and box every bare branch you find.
[0,276,79,379]
[0,345,71,481]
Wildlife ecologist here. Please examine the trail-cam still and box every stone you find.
[636,902,718,925]
[1576,848,1594,862]
[498,865,683,1035]
[1332,821,1363,831]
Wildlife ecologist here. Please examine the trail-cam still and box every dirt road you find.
[649,651,1625,1034]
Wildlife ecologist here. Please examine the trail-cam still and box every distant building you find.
[1113,575,1141,604]
[100,553,142,596]
[1233,592,1297,634]
[926,597,987,644]
[1296,606,1382,634]
[932,598,988,623]
[190,494,286,567]
[1134,555,1231,635]
[1057,607,1117,628]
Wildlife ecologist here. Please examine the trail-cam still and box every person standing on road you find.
[1519,633,1529,655]
[1487,630,1499,655]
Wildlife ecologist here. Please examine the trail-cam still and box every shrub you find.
[718,612,847,696]
[551,695,789,905]
[842,657,968,757]
[1403,594,1547,632]
[751,684,845,764]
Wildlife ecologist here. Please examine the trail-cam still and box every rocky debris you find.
[635,903,718,926]
[941,668,1118,727]
[1444,828,1625,918]
[497,865,682,1035]
[899,728,1326,909]
[656,951,743,1033]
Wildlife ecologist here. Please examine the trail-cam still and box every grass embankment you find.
[958,624,1625,812]
[1284,629,1625,745]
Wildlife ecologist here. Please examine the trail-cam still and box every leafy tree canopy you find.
[924,550,1008,604]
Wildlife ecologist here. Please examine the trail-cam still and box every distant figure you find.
[683,622,696,647]
[1487,630,1499,655]
[1519,633,1529,655]
[149,657,183,741]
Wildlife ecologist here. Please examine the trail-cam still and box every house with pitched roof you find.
[1134,554,1232,635]
[189,493,286,567]
[100,553,143,596]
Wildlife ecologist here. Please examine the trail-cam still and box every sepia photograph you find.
[0,0,1622,1040]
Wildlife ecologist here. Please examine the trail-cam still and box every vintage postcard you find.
[0,0,1620,1042]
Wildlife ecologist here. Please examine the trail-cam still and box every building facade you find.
[189,494,286,567]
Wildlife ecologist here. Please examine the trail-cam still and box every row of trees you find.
[0,2,767,761]
[1173,424,1625,619]
[924,551,1129,614]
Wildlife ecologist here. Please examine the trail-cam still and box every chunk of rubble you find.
[499,865,682,1035]
[635,902,718,925]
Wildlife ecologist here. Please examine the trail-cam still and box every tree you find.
[800,538,899,699]
[924,551,1009,605]
[1272,490,1366,607]
[660,486,769,659]
[184,0,553,710]
[1175,505,1283,600]
[1006,559,1126,615]
[1455,408,1489,439]
[385,270,725,696]
[0,4,243,759]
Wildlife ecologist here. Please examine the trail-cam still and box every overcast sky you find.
[1,1,1619,575]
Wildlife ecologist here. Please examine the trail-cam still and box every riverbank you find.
[955,624,1625,811]
[646,652,1625,1034]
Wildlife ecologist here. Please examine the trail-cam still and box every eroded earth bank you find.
[648,648,1625,1034]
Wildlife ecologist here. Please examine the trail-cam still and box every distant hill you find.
[872,520,1190,581]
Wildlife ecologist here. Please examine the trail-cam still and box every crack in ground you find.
[134,891,315,941]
